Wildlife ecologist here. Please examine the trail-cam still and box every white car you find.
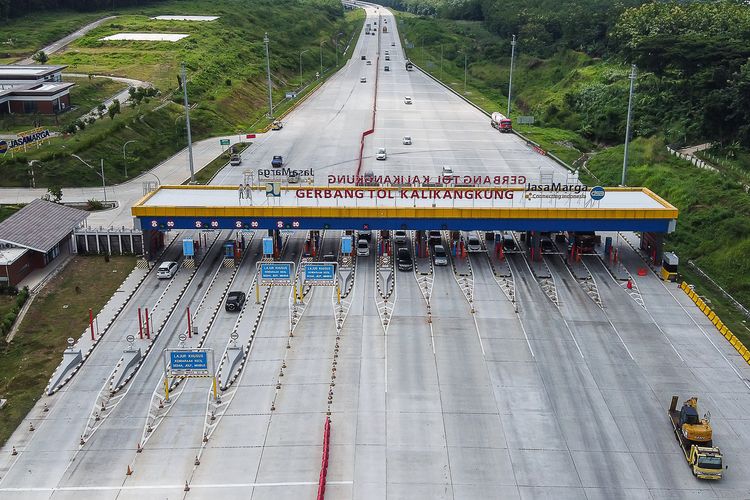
[360,76,367,83]
[157,261,178,279]
[357,238,370,256]
[366,60,372,65]
[230,154,241,166]
[376,147,387,160]
[433,245,448,266]
[467,235,482,252]
[404,96,412,104]
[442,166,454,176]
[394,230,407,244]
[402,136,412,145]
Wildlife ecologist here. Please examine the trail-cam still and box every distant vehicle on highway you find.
[271,120,283,130]
[287,171,300,183]
[271,155,283,167]
[442,165,454,176]
[433,244,448,266]
[402,136,411,145]
[360,76,367,83]
[230,154,241,166]
[385,50,389,55]
[391,42,395,46]
[385,55,390,61]
[428,230,441,244]
[405,60,413,70]
[384,65,389,71]
[225,291,246,312]
[361,55,366,60]
[404,96,412,104]
[376,147,387,160]
[157,261,178,279]
[323,253,336,262]
[491,112,513,132]
[397,247,413,271]
[367,60,372,65]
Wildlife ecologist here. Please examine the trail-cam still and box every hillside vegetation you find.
[392,1,750,336]
[0,0,363,186]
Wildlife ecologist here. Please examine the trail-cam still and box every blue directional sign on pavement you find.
[258,261,294,285]
[170,350,208,371]
[303,263,336,284]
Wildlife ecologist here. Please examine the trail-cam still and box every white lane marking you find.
[657,273,750,390]
[0,481,354,492]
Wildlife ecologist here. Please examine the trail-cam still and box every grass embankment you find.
[192,142,250,184]
[0,0,365,189]
[396,13,750,339]
[0,77,127,134]
[0,255,136,446]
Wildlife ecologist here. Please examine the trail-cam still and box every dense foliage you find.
[0,0,161,19]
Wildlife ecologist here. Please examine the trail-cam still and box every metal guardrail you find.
[687,260,750,320]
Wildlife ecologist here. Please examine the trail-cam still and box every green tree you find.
[45,185,63,203]
[107,99,121,120]
[32,50,48,64]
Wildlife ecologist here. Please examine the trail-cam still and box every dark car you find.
[271,155,283,168]
[323,253,337,262]
[428,230,442,245]
[397,247,413,272]
[225,291,246,312]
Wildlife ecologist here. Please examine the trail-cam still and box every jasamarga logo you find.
[525,183,588,193]
[257,167,314,179]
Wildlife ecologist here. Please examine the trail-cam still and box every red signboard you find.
[246,134,256,139]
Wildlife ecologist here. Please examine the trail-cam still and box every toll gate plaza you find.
[132,184,678,234]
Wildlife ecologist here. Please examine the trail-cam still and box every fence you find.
[73,228,143,255]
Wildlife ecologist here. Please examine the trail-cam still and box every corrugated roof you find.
[0,199,89,253]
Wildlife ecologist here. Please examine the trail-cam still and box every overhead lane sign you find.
[258,261,294,285]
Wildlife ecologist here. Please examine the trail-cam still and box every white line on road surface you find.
[0,481,354,492]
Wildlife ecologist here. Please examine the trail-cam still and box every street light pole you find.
[320,41,324,75]
[264,32,273,119]
[71,154,107,202]
[181,63,195,184]
[335,32,344,67]
[440,44,443,80]
[464,51,467,93]
[507,34,516,117]
[299,49,310,83]
[622,64,637,186]
[28,160,40,188]
[122,139,137,178]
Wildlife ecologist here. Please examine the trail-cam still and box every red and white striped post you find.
[186,307,192,339]
[138,308,143,339]
[89,308,95,341]
[145,308,151,339]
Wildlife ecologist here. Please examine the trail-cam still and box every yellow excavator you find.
[668,396,724,479]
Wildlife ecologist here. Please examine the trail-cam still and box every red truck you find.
[491,112,512,132]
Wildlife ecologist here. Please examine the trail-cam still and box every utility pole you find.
[622,64,637,186]
[335,32,344,67]
[181,63,195,184]
[320,41,325,76]
[100,159,107,202]
[264,32,273,119]
[299,49,309,83]
[464,51,467,93]
[440,44,443,80]
[507,34,516,117]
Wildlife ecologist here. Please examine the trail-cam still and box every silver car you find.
[433,245,448,266]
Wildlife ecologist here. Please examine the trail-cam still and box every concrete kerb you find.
[409,61,576,173]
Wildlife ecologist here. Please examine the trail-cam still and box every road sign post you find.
[164,347,216,401]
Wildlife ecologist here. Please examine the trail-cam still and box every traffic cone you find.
[627,279,633,290]
[126,465,133,475]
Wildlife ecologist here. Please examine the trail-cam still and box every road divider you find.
[680,281,750,365]
[316,416,332,500]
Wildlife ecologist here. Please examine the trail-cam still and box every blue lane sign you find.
[183,238,194,257]
[304,263,335,281]
[260,262,292,280]
[170,350,208,371]
[262,236,274,255]
[590,186,606,200]
[341,236,353,254]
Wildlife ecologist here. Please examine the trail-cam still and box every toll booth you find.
[640,232,664,265]
[661,252,679,282]
[144,229,165,259]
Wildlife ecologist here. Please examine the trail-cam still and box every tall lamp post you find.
[320,41,325,75]
[299,49,310,83]
[181,63,195,184]
[507,34,516,117]
[264,32,273,119]
[622,64,637,186]
[335,32,344,67]
[71,154,107,202]
[122,140,137,178]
